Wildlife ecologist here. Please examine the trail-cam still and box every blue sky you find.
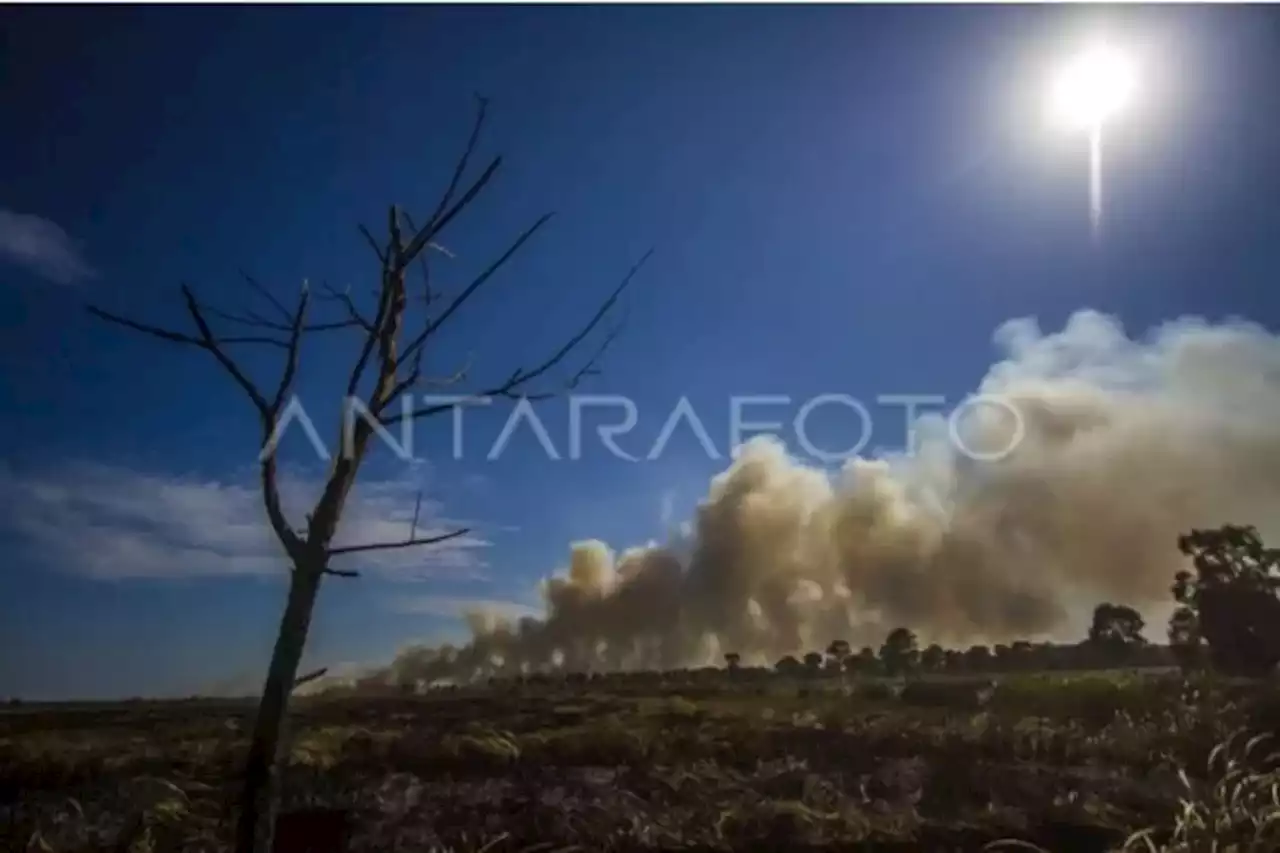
[1,5,1277,699]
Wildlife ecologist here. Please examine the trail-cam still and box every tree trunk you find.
[235,562,323,853]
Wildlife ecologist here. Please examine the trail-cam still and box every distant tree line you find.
[326,523,1280,699]
[737,523,1280,682]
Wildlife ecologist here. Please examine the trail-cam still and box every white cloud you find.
[0,460,490,580]
[0,208,95,284]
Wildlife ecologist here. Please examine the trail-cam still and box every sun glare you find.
[1049,44,1137,132]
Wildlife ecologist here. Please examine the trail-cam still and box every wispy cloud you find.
[387,595,541,621]
[659,489,676,528]
[461,472,490,493]
[0,460,490,580]
[0,208,95,284]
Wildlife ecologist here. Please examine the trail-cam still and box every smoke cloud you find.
[361,310,1280,686]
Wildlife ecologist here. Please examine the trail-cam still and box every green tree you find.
[1086,603,1148,664]
[879,627,919,677]
[1174,525,1280,676]
[1167,603,1203,673]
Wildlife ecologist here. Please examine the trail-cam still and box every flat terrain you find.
[3,672,1278,852]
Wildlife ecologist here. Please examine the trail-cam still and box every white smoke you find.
[361,309,1280,685]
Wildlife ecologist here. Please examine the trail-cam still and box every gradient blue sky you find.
[1,5,1277,699]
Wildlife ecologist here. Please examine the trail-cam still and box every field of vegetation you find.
[4,668,1280,853]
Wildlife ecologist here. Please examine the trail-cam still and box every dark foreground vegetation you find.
[5,668,1280,853]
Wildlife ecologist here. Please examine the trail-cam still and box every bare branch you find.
[516,249,649,382]
[388,204,405,264]
[340,212,401,404]
[565,316,627,389]
[88,290,278,418]
[261,453,298,556]
[399,210,439,307]
[269,282,310,415]
[379,344,423,405]
[198,298,360,335]
[317,283,374,332]
[322,568,360,578]
[397,213,554,369]
[86,306,290,349]
[180,285,272,416]
[427,95,489,229]
[293,667,328,689]
[424,354,474,388]
[402,156,501,267]
[400,94,492,268]
[384,249,651,425]
[86,306,208,347]
[300,318,364,333]
[250,284,311,558]
[379,349,473,409]
[240,271,294,322]
[343,269,395,399]
[328,527,472,558]
[88,291,304,554]
[357,224,386,264]
[202,304,277,328]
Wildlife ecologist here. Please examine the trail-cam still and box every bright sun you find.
[1049,44,1137,132]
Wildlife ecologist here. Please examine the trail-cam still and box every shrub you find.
[899,679,995,709]
[1123,730,1280,852]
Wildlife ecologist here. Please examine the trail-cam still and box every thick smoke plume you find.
[359,310,1280,687]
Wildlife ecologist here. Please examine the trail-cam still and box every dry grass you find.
[2,671,1277,852]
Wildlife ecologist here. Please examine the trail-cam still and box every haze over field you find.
[336,309,1280,687]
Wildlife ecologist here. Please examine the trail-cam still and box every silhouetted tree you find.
[1032,642,1064,671]
[775,655,803,675]
[845,646,879,676]
[1174,525,1280,677]
[1008,640,1035,671]
[803,651,825,674]
[724,652,741,674]
[879,628,919,677]
[920,643,945,672]
[88,100,648,853]
[826,639,852,666]
[964,645,992,672]
[1167,604,1203,673]
[1086,603,1147,665]
[823,639,850,676]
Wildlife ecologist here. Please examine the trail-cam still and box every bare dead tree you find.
[87,97,649,853]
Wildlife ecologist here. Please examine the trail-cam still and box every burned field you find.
[3,673,1279,852]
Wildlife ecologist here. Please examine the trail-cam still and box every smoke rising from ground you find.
[358,310,1280,687]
